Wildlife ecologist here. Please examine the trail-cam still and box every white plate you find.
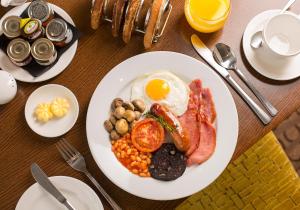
[15,176,104,210]
[86,51,238,200]
[0,3,78,83]
[25,84,79,138]
[243,10,300,81]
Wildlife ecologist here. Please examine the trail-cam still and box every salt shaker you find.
[0,70,17,105]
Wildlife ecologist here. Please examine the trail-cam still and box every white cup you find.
[263,12,300,58]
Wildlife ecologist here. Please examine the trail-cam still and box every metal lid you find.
[7,38,31,62]
[31,38,56,61]
[46,18,68,42]
[2,16,21,38]
[27,0,51,22]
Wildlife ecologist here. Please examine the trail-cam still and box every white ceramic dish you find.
[0,3,78,83]
[25,84,79,138]
[243,10,300,81]
[86,51,238,200]
[15,176,104,210]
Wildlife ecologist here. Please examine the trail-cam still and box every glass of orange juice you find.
[184,0,231,33]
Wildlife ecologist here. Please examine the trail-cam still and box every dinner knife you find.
[31,163,76,210]
[191,34,272,125]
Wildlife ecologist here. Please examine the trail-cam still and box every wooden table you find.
[1,0,300,209]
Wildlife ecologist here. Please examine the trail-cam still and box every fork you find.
[56,138,122,210]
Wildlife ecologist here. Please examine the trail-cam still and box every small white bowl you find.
[25,84,79,138]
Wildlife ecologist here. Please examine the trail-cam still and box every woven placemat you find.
[176,132,300,210]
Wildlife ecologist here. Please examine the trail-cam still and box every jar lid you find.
[27,0,51,22]
[7,38,31,62]
[31,38,56,61]
[46,18,68,42]
[2,16,21,38]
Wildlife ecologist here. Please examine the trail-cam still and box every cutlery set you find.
[31,138,122,210]
[191,34,277,125]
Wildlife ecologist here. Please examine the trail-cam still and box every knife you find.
[31,163,76,210]
[191,34,271,125]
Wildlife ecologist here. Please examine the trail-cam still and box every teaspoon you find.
[213,43,278,116]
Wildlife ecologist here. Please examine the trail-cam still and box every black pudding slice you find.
[149,143,187,181]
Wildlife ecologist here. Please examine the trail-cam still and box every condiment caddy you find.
[0,0,79,77]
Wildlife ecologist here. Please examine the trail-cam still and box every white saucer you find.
[15,176,104,210]
[0,3,78,83]
[25,84,79,138]
[243,10,300,81]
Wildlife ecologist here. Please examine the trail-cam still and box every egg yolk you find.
[145,79,170,100]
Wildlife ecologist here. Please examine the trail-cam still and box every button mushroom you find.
[114,106,125,119]
[104,120,114,132]
[123,110,136,122]
[134,111,141,120]
[110,130,120,140]
[109,115,117,125]
[132,99,146,113]
[115,119,129,135]
[111,98,123,110]
[122,102,135,111]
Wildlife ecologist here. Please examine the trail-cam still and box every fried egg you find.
[131,71,190,116]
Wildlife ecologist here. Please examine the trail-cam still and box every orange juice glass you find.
[184,0,231,33]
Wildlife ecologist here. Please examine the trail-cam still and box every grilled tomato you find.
[131,118,164,152]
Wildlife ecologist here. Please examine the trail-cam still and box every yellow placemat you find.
[176,132,300,210]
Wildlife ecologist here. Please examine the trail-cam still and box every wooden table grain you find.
[1,0,300,209]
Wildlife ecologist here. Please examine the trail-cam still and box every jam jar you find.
[22,18,44,41]
[27,0,54,27]
[2,16,21,39]
[46,18,73,47]
[7,38,32,66]
[31,38,57,66]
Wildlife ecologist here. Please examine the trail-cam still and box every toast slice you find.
[143,0,166,49]
[91,0,105,30]
[122,0,141,43]
[112,0,127,37]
